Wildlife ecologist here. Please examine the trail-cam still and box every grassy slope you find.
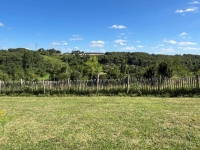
[0,97,199,149]
[43,55,66,65]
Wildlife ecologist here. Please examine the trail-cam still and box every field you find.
[0,97,199,149]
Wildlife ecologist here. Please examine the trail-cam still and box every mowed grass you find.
[0,97,199,149]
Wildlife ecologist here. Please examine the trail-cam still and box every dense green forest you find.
[0,48,200,81]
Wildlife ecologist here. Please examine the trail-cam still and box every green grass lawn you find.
[0,97,199,149]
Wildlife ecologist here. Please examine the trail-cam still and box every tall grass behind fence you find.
[0,75,199,96]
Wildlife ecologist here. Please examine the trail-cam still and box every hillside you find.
[0,48,200,81]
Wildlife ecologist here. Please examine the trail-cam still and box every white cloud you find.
[70,37,84,41]
[189,1,200,4]
[121,46,136,51]
[168,40,177,44]
[89,40,105,48]
[70,35,84,41]
[156,47,176,54]
[163,39,177,44]
[52,42,60,46]
[178,42,197,46]
[136,41,141,43]
[109,25,127,29]
[178,47,199,50]
[158,44,164,47]
[0,22,4,26]
[175,7,199,13]
[179,32,187,36]
[75,47,79,49]
[114,39,127,46]
[120,43,126,46]
[62,42,68,45]
[137,46,143,48]
[114,39,127,43]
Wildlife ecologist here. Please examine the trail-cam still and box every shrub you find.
[0,110,5,116]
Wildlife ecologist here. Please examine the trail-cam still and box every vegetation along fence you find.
[0,75,200,96]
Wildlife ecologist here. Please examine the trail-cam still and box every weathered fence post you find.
[127,75,130,94]
[196,75,199,92]
[20,79,23,91]
[43,80,45,94]
[0,80,1,94]
[158,75,161,94]
[49,81,51,90]
[96,74,100,95]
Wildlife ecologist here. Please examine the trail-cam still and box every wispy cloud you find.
[52,42,61,46]
[70,38,84,41]
[51,41,68,46]
[109,25,127,29]
[114,39,127,43]
[178,47,199,50]
[62,42,68,45]
[114,39,127,46]
[89,40,105,48]
[118,42,126,46]
[178,42,197,46]
[175,7,199,13]
[163,39,177,44]
[121,46,136,51]
[189,1,200,4]
[156,47,176,54]
[70,35,84,41]
[0,22,4,26]
[179,32,187,36]
[137,46,143,48]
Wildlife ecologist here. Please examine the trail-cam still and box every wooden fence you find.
[0,75,200,95]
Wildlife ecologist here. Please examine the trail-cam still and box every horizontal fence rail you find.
[0,75,200,96]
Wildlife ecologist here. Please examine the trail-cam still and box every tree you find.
[158,60,173,78]
[143,66,157,79]
[106,66,120,79]
[57,72,71,80]
[84,56,102,79]
[49,64,70,81]
[120,59,127,75]
[70,70,82,80]
[0,70,10,81]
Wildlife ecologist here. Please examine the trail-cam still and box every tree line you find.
[0,48,200,81]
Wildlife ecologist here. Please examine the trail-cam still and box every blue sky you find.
[0,0,200,54]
